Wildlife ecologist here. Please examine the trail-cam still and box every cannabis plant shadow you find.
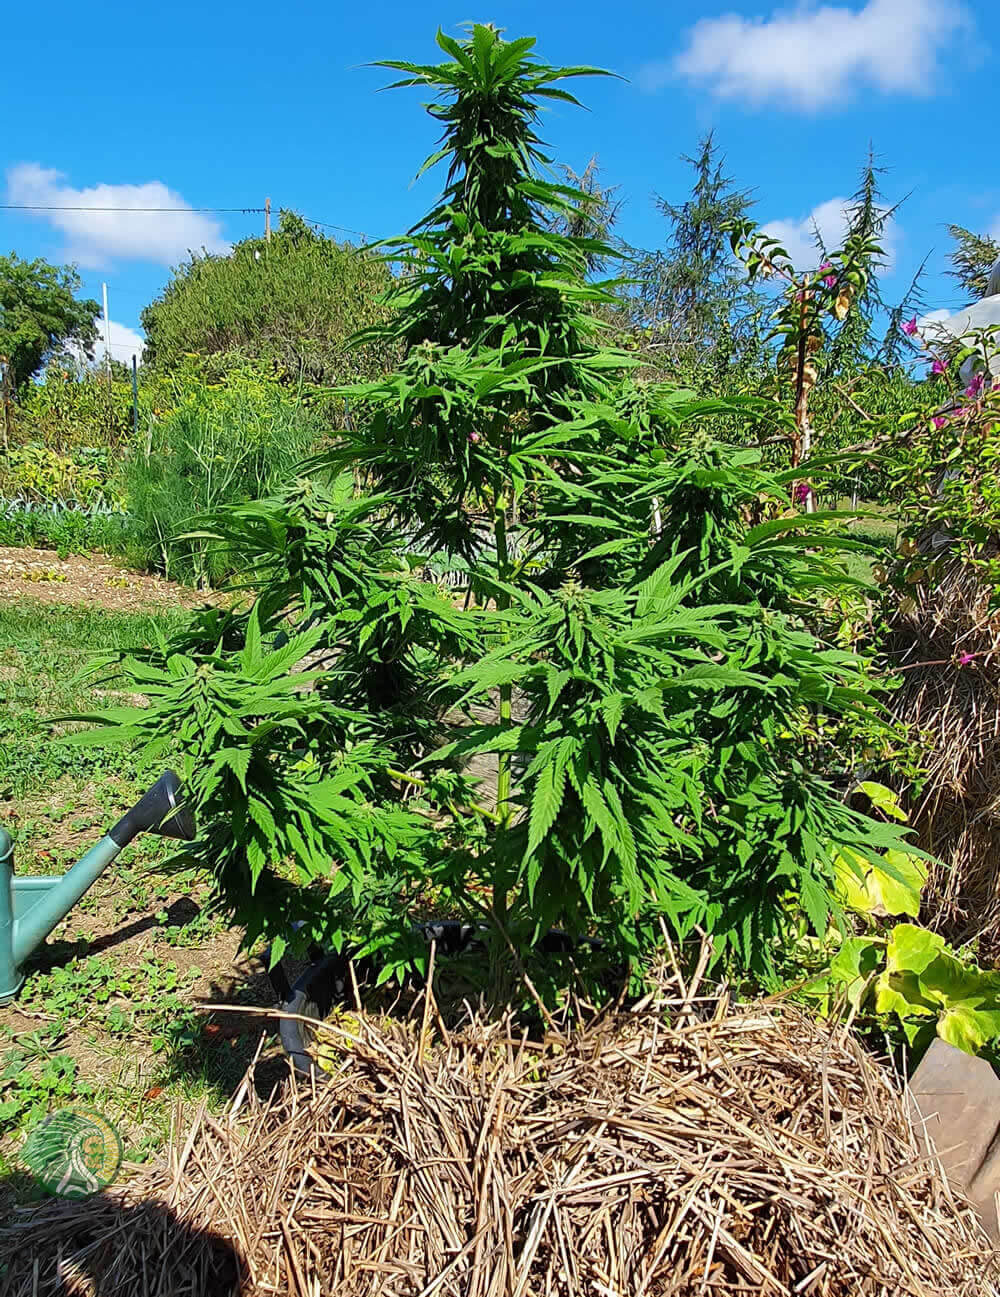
[0,1180,245,1295]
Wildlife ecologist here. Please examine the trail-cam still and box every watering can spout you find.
[108,770,196,848]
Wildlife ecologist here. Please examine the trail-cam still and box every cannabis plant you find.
[75,26,919,990]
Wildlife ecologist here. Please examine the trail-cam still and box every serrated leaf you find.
[799,872,831,937]
[527,760,567,855]
[599,692,625,742]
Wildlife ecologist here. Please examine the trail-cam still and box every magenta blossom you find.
[953,406,969,418]
[468,431,480,444]
[901,317,919,337]
[931,358,947,376]
[819,261,837,288]
[793,482,812,504]
[958,652,976,667]
[965,372,985,399]
[932,415,948,429]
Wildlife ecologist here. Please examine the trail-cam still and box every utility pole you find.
[265,197,271,244]
[101,283,112,387]
[131,355,139,442]
[0,359,10,453]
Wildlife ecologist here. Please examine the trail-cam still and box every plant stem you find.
[387,768,502,824]
[493,485,513,933]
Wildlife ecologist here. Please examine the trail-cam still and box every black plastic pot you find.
[270,922,604,1076]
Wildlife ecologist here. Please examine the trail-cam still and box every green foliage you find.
[10,359,142,452]
[808,367,939,502]
[120,368,323,586]
[947,223,1000,300]
[889,382,1000,587]
[0,444,116,506]
[18,953,202,1047]
[546,156,622,272]
[0,1035,92,1131]
[798,782,1000,1058]
[0,503,130,558]
[75,26,919,995]
[826,925,1000,1057]
[141,211,395,388]
[0,253,98,397]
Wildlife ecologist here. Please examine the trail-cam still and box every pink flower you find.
[824,274,837,288]
[818,261,837,288]
[793,482,812,504]
[958,652,975,666]
[965,373,985,398]
[902,317,919,337]
[932,415,947,429]
[931,358,947,376]
[819,262,832,271]
[468,432,480,444]
[953,407,969,418]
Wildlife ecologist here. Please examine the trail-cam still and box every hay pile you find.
[888,556,1000,946]
[2,989,997,1297]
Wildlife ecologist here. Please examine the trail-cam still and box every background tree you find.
[140,211,395,388]
[947,224,1000,300]
[626,133,762,385]
[0,253,98,445]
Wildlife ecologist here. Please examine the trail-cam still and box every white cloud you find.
[761,195,898,269]
[648,0,969,111]
[94,319,147,365]
[5,163,229,268]
[68,318,146,368]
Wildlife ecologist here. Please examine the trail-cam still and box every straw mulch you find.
[887,555,1000,947]
[2,984,998,1297]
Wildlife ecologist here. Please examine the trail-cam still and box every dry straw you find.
[888,556,1000,946]
[2,964,998,1297]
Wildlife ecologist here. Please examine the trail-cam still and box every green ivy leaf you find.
[856,781,908,822]
[828,936,882,1010]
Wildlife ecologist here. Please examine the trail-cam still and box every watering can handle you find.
[108,771,196,848]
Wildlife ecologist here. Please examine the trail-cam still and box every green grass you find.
[825,499,898,585]
[0,603,187,804]
[0,599,277,1206]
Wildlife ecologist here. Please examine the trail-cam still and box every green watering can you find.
[0,771,195,1006]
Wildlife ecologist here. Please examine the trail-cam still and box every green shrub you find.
[119,369,323,586]
[141,212,395,387]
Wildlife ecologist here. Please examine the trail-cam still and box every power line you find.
[2,200,372,242]
[305,216,370,240]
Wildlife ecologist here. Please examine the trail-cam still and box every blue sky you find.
[1,0,994,362]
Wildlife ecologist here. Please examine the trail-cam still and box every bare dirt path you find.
[0,547,213,612]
